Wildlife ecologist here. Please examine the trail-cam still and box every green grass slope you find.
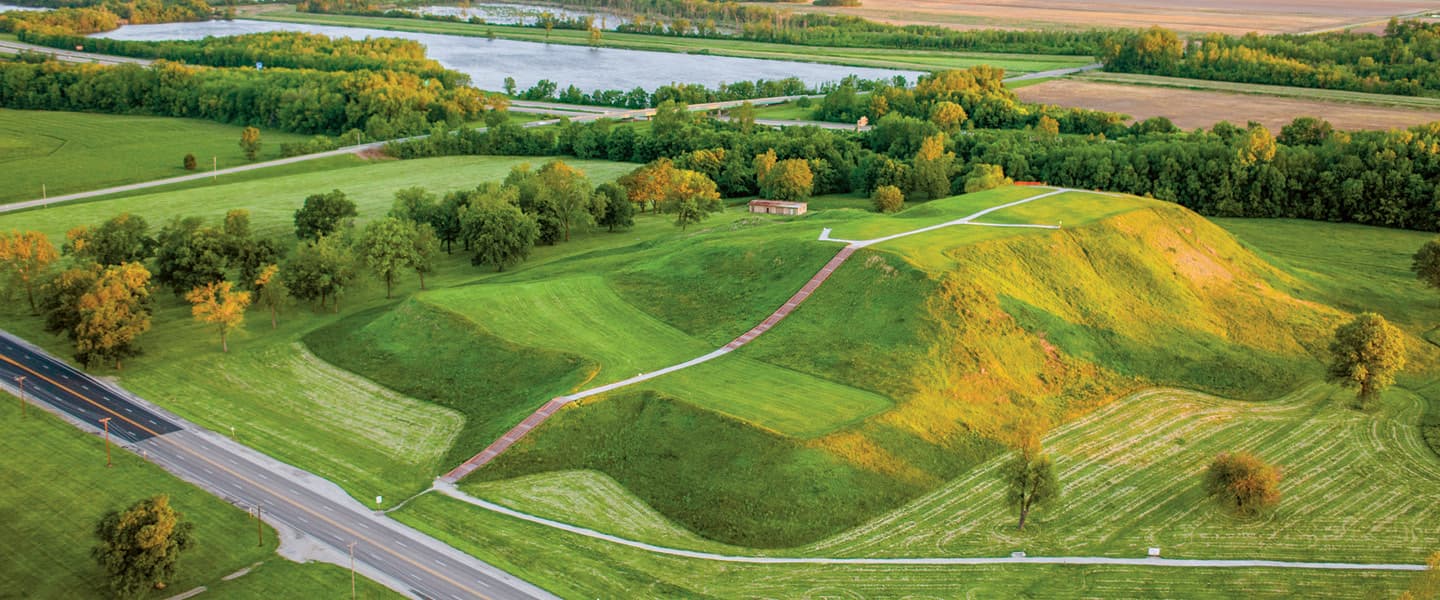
[0,109,311,204]
[0,400,398,599]
[473,190,1373,547]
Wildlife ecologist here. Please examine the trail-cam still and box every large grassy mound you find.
[469,191,1365,547]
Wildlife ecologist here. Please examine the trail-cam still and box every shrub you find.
[1204,452,1281,516]
[182,153,196,171]
[871,184,904,213]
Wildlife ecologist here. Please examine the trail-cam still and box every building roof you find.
[748,200,808,208]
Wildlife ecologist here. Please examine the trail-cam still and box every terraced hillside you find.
[445,189,1397,547]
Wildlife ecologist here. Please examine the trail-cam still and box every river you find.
[92,19,922,93]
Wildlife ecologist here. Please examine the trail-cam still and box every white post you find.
[41,184,46,200]
[213,156,217,181]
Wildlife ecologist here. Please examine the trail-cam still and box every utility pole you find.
[14,375,25,417]
[256,505,263,547]
[213,156,218,181]
[98,417,112,467]
[347,541,357,599]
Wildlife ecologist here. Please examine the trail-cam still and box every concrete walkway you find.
[441,187,1070,482]
[430,482,1425,571]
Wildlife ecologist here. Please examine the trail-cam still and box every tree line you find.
[390,65,1440,232]
[0,58,497,138]
[1103,21,1440,97]
[513,75,833,110]
[13,30,468,87]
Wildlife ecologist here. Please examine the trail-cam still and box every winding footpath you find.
[431,482,1425,571]
[443,187,1068,481]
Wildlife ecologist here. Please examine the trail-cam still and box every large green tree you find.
[912,133,954,200]
[93,495,195,598]
[283,235,358,312]
[1412,238,1440,295]
[64,213,154,266]
[152,217,228,296]
[462,201,539,272]
[1327,312,1407,409]
[537,160,596,242]
[412,224,440,290]
[1004,451,1060,531]
[594,182,634,231]
[293,189,357,241]
[760,158,814,202]
[358,217,420,298]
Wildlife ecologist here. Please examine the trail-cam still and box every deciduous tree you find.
[462,201,539,272]
[594,182,634,231]
[760,158,814,202]
[183,153,196,170]
[1412,238,1440,295]
[253,264,289,329]
[412,224,440,290]
[1327,312,1406,409]
[64,213,154,266]
[293,189,357,241]
[153,217,228,295]
[1204,452,1281,516]
[239,126,261,161]
[74,262,153,370]
[731,101,756,134]
[752,149,777,184]
[186,280,251,352]
[1403,552,1440,600]
[1004,450,1059,531]
[929,100,967,131]
[283,235,357,312]
[537,159,596,242]
[0,229,59,312]
[93,495,195,598]
[912,133,954,200]
[358,217,419,298]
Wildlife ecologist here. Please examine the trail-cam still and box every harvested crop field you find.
[776,0,1440,35]
[1016,79,1440,131]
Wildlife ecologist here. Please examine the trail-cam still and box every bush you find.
[963,163,1011,193]
[182,153,196,171]
[871,184,904,213]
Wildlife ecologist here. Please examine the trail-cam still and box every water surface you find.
[94,19,922,92]
[413,4,631,29]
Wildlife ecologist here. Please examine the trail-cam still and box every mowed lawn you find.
[0,109,312,204]
[0,155,637,244]
[392,491,1415,599]
[0,401,399,599]
[423,276,891,438]
[810,384,1440,563]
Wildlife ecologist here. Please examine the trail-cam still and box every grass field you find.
[0,154,643,503]
[811,384,1440,563]
[0,398,398,599]
[390,492,1415,599]
[1018,77,1440,131]
[0,109,312,205]
[252,7,1094,75]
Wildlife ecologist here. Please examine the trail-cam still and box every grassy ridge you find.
[0,109,311,205]
[303,300,593,467]
[0,398,398,598]
[811,384,1440,563]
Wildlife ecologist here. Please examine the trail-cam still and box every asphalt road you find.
[0,330,554,600]
[0,40,153,65]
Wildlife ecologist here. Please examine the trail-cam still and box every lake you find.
[0,3,50,11]
[93,20,922,93]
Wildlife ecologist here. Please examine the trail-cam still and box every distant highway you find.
[0,330,554,600]
[0,40,153,65]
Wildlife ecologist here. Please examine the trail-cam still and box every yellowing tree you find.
[253,264,290,330]
[617,158,678,213]
[186,280,252,353]
[760,158,814,202]
[753,148,778,183]
[75,262,152,370]
[0,229,59,312]
[93,494,195,598]
[929,101,967,131]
